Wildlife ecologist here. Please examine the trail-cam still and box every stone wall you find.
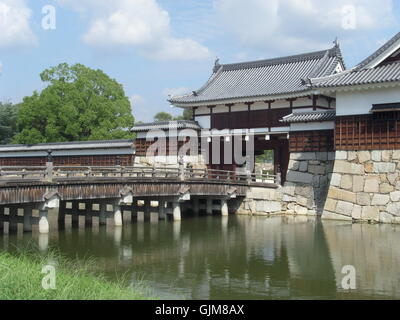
[235,187,283,215]
[282,152,335,216]
[322,150,400,223]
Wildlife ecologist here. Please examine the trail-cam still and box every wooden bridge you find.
[0,165,278,234]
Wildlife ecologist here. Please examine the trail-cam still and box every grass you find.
[0,246,155,300]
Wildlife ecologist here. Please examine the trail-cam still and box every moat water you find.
[1,214,400,300]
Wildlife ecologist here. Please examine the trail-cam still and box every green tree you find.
[0,102,18,144]
[154,112,173,122]
[13,63,135,144]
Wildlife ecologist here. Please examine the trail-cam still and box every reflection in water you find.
[1,215,400,299]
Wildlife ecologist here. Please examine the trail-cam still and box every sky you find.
[0,0,400,122]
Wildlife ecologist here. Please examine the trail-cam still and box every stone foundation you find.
[282,152,335,216]
[236,187,283,215]
[322,150,400,223]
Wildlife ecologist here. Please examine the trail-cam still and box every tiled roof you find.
[355,32,400,70]
[169,45,344,105]
[310,61,400,88]
[0,139,134,152]
[280,110,336,124]
[131,120,201,132]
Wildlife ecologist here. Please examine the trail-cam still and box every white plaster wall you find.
[336,87,400,116]
[213,105,229,113]
[195,106,210,115]
[196,116,210,129]
[292,97,312,107]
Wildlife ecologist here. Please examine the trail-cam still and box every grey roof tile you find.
[280,110,336,124]
[131,120,201,132]
[169,46,344,105]
[310,61,400,88]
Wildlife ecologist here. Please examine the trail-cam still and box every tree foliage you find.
[154,112,173,122]
[0,102,18,144]
[13,63,135,144]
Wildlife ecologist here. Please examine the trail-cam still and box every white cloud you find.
[214,0,395,54]
[0,0,36,48]
[61,0,211,61]
[162,87,189,98]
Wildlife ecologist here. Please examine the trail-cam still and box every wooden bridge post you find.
[85,202,93,228]
[0,206,4,233]
[221,198,229,216]
[9,207,18,233]
[23,205,33,233]
[131,200,138,223]
[71,201,79,228]
[99,202,107,226]
[144,200,151,221]
[172,201,181,221]
[206,198,213,215]
[58,202,66,230]
[38,210,49,234]
[113,202,123,227]
[158,199,166,220]
[193,198,200,215]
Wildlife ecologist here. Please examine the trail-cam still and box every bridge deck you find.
[0,166,279,205]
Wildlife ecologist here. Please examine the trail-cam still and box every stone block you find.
[336,151,347,160]
[340,175,353,190]
[336,201,354,216]
[364,176,380,193]
[362,206,379,220]
[393,150,400,160]
[387,173,398,185]
[294,205,308,215]
[316,152,328,161]
[288,160,300,171]
[322,210,352,221]
[387,202,400,216]
[390,191,400,202]
[290,152,316,161]
[294,185,313,197]
[357,151,370,163]
[286,171,313,184]
[324,198,337,212]
[380,212,394,224]
[364,163,374,173]
[299,161,308,172]
[255,201,282,213]
[380,183,394,194]
[328,187,356,203]
[371,194,390,205]
[309,165,326,175]
[352,205,362,219]
[296,195,309,207]
[382,150,392,162]
[352,176,365,193]
[334,160,364,175]
[371,150,382,162]
[328,152,336,161]
[356,193,371,206]
[373,162,396,173]
[330,173,341,187]
[282,182,296,196]
[348,151,357,161]
[282,195,296,202]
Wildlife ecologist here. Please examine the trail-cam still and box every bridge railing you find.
[0,166,278,186]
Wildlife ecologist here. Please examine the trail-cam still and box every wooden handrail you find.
[0,165,278,185]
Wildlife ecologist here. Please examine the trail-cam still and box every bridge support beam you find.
[71,201,79,228]
[38,210,49,234]
[99,202,107,226]
[206,198,213,215]
[113,204,123,227]
[23,206,33,233]
[131,201,138,222]
[158,200,166,220]
[221,199,229,216]
[144,200,151,221]
[193,198,200,215]
[85,202,93,227]
[0,207,4,232]
[9,207,18,233]
[172,201,181,221]
[58,202,66,230]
